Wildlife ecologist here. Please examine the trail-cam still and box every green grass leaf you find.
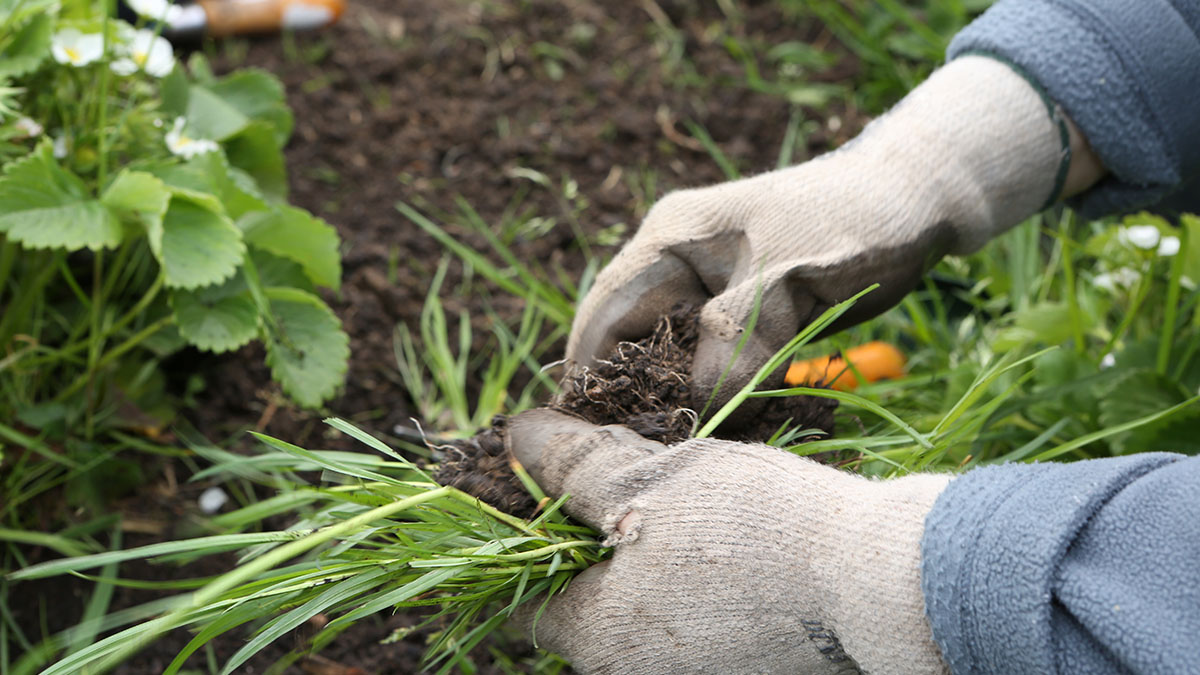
[0,142,122,251]
[262,288,349,408]
[240,205,341,290]
[153,195,245,290]
[7,532,310,581]
[171,286,259,353]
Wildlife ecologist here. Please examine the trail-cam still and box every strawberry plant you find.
[0,3,347,532]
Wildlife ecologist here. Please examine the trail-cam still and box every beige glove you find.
[508,410,954,674]
[569,56,1080,417]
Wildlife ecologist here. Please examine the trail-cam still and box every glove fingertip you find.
[507,410,601,485]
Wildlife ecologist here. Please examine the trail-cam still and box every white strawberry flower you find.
[51,28,105,67]
[1157,236,1181,257]
[165,117,218,158]
[14,117,43,138]
[1093,267,1140,292]
[1119,225,1161,250]
[125,0,184,23]
[111,28,175,78]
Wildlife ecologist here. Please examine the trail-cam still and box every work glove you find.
[568,56,1080,416]
[508,409,953,674]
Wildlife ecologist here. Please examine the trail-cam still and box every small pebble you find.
[199,486,229,514]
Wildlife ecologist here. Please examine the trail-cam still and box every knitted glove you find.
[568,56,1080,418]
[508,409,954,674]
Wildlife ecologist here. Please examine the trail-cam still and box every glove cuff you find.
[859,55,1065,253]
[955,51,1074,208]
[815,470,954,674]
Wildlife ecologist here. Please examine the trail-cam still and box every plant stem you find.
[57,315,173,403]
[85,251,105,439]
[1157,226,1188,376]
[1058,214,1086,355]
[1102,264,1152,358]
[0,251,56,347]
[95,8,114,190]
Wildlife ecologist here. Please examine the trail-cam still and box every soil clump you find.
[436,306,837,519]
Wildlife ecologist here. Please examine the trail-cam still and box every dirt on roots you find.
[435,305,837,520]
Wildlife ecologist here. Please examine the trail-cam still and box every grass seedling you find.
[9,419,606,675]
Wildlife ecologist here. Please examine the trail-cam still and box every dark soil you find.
[13,1,868,673]
[436,305,837,520]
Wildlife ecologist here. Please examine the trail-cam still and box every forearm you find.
[921,454,1200,674]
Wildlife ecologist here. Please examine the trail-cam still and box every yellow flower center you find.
[134,51,148,66]
[65,46,81,63]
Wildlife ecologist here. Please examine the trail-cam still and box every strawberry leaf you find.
[171,282,259,354]
[240,205,341,290]
[262,288,348,408]
[0,142,122,251]
[101,170,171,233]
[152,195,245,290]
[0,12,51,79]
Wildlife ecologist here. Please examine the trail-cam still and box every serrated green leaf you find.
[171,285,258,353]
[155,196,245,289]
[240,205,340,289]
[251,247,314,292]
[185,85,249,141]
[224,121,287,200]
[207,69,293,146]
[992,301,1079,351]
[191,151,267,219]
[0,12,51,78]
[160,66,190,116]
[0,142,122,251]
[0,0,56,24]
[1098,368,1189,453]
[101,170,170,233]
[263,288,348,408]
[1137,408,1200,455]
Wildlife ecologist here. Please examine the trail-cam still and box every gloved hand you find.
[568,55,1095,416]
[508,409,954,674]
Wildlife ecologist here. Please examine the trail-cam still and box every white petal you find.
[109,57,140,76]
[126,0,170,20]
[1121,225,1161,250]
[1092,273,1115,292]
[142,37,176,77]
[52,135,68,158]
[1114,267,1141,287]
[15,117,43,137]
[51,29,106,66]
[1100,353,1116,370]
[1157,236,1181,257]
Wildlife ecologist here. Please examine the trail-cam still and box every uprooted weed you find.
[435,305,837,517]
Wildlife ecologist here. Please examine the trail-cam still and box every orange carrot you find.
[784,341,906,391]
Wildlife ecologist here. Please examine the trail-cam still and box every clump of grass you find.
[9,419,606,675]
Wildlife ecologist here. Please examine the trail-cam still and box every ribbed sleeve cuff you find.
[948,0,1200,218]
[920,453,1181,674]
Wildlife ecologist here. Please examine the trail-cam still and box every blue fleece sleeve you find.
[947,0,1200,218]
[921,454,1200,674]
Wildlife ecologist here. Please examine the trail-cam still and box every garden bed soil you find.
[13,1,868,673]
